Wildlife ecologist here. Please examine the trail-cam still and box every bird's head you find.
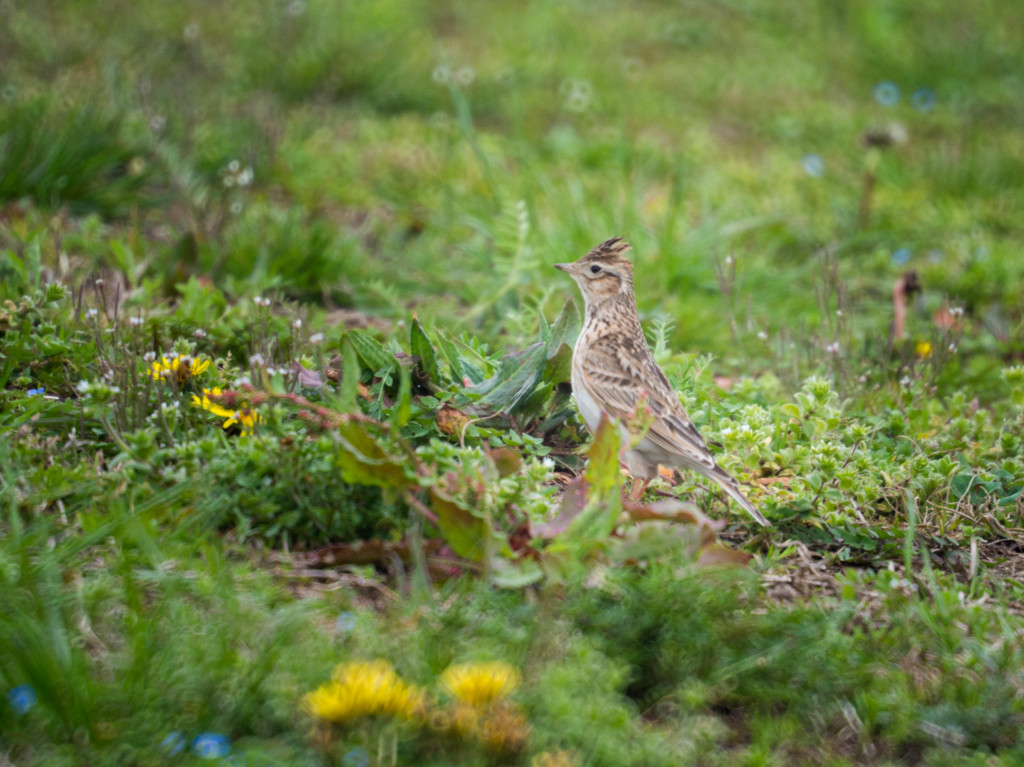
[554,237,635,309]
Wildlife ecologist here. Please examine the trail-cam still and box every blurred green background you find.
[2,0,1021,368]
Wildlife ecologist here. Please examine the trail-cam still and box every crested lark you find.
[555,237,769,526]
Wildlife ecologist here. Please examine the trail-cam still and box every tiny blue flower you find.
[8,684,36,715]
[160,731,187,756]
[873,81,900,106]
[911,88,936,112]
[192,732,231,759]
[891,248,912,265]
[335,611,357,635]
[343,747,371,767]
[801,154,825,178]
[27,387,45,396]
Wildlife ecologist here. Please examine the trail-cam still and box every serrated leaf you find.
[348,330,396,375]
[410,318,440,384]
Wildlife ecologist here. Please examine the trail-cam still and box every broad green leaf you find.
[543,342,573,385]
[429,487,490,561]
[468,342,548,413]
[334,418,412,488]
[548,297,581,354]
[410,318,440,384]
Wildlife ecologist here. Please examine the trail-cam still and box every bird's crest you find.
[580,237,633,268]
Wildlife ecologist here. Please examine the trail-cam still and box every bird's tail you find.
[711,466,769,526]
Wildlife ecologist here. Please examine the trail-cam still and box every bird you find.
[554,237,769,526]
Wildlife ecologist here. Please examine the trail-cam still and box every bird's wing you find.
[579,333,716,471]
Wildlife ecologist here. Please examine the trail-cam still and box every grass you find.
[1,0,1024,764]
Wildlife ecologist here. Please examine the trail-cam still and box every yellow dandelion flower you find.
[149,354,210,385]
[191,388,261,435]
[440,662,520,707]
[304,660,423,726]
[915,339,932,359]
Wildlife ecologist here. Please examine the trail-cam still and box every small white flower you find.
[292,319,303,329]
[948,344,957,353]
[86,308,98,318]
[261,297,271,307]
[237,166,253,187]
[757,331,769,341]
[143,351,156,362]
[900,375,912,387]
[234,376,251,387]
[230,200,243,215]
[149,114,166,133]
[77,380,93,393]
[129,316,143,326]
[194,329,208,338]
[950,306,964,317]
[250,353,265,366]
[724,255,734,267]
[253,296,263,305]
[183,22,200,42]
[310,332,324,344]
[432,65,451,85]
[825,342,840,354]
[223,175,235,188]
[227,159,241,173]
[166,350,179,359]
[110,386,121,395]
[836,310,843,317]
[454,67,475,86]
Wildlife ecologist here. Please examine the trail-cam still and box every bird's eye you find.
[589,265,601,274]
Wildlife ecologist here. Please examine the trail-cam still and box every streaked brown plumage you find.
[555,237,768,526]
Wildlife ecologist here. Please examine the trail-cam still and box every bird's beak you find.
[553,263,572,273]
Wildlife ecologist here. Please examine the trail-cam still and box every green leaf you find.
[489,556,544,588]
[543,342,573,385]
[334,418,413,489]
[348,330,395,375]
[429,487,490,562]
[548,297,581,354]
[410,318,440,384]
[566,416,623,543]
[468,342,548,413]
[391,363,412,427]
[435,332,465,384]
[339,338,360,413]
